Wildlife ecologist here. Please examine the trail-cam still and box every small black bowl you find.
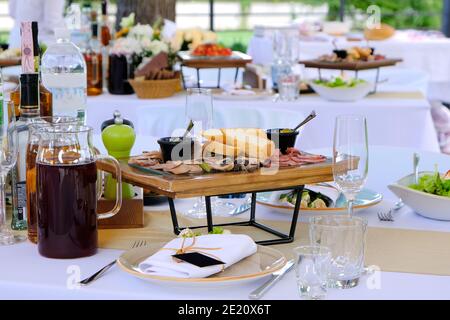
[266,129,300,154]
[157,137,194,162]
[333,49,348,59]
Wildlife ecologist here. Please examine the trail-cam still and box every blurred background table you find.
[86,90,440,153]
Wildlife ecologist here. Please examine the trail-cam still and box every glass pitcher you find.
[26,116,78,244]
[35,125,122,259]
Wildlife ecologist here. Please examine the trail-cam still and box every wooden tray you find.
[97,157,355,199]
[0,57,21,68]
[178,51,253,69]
[300,58,402,71]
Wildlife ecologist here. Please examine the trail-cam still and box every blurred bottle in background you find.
[84,23,103,96]
[41,28,87,123]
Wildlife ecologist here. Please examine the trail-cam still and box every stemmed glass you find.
[184,88,235,218]
[0,95,23,245]
[332,115,369,216]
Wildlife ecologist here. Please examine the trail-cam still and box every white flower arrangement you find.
[128,23,154,41]
[110,37,143,56]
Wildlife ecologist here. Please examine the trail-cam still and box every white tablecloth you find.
[1,146,450,300]
[87,91,440,152]
[248,31,450,83]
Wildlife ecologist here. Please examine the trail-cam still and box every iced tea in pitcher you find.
[36,125,122,259]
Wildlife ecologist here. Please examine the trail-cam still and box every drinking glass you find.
[333,115,369,216]
[293,245,331,300]
[26,116,78,243]
[0,98,23,245]
[36,125,122,258]
[309,215,368,289]
[184,88,235,217]
[278,74,300,101]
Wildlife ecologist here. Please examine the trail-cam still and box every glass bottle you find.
[100,0,111,90]
[41,28,87,123]
[11,73,40,230]
[84,23,103,96]
[100,0,111,47]
[10,21,52,121]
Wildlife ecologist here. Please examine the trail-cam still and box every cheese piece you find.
[201,129,224,143]
[202,140,238,158]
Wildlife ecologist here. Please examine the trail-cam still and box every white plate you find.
[388,172,450,221]
[117,242,286,287]
[213,89,274,101]
[257,184,382,215]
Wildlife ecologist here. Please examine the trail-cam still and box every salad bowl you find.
[309,78,373,102]
[388,172,450,221]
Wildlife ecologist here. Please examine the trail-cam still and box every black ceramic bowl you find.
[266,129,300,154]
[333,49,348,59]
[157,137,194,162]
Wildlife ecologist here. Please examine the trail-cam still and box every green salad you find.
[409,172,450,197]
[314,77,366,88]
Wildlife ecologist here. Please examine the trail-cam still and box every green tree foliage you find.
[300,0,443,29]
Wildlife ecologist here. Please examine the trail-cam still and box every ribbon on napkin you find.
[161,235,225,270]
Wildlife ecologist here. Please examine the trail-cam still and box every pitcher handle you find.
[96,155,122,220]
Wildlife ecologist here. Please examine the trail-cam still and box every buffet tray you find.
[96,156,354,199]
[300,58,403,71]
[0,57,21,68]
[177,51,253,69]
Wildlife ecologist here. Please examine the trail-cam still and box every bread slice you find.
[202,128,274,160]
[202,140,238,158]
[201,129,224,144]
[235,134,275,160]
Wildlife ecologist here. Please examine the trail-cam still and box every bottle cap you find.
[102,0,108,15]
[55,28,71,41]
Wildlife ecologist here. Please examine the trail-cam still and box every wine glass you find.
[0,95,23,245]
[184,88,235,217]
[332,115,369,216]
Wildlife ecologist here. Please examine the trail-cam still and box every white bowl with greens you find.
[388,171,450,220]
[309,77,373,102]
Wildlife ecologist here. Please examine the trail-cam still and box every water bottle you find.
[41,28,87,123]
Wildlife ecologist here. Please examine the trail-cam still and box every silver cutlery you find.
[377,199,404,222]
[79,239,148,286]
[413,153,420,184]
[249,259,295,300]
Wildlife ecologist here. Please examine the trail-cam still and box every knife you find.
[249,259,295,300]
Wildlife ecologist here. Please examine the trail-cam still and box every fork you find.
[78,239,148,286]
[377,200,404,222]
[377,209,394,222]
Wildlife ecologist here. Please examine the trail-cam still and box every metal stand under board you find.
[167,186,305,246]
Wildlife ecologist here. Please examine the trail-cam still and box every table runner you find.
[99,211,450,277]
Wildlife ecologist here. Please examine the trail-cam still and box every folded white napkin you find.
[138,234,257,278]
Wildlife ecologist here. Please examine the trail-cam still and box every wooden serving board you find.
[177,51,252,69]
[300,58,402,71]
[0,57,21,68]
[97,157,355,199]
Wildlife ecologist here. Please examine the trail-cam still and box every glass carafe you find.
[35,125,122,259]
[26,116,78,244]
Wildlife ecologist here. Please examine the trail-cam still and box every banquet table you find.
[86,91,440,152]
[1,146,450,300]
[248,30,450,83]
